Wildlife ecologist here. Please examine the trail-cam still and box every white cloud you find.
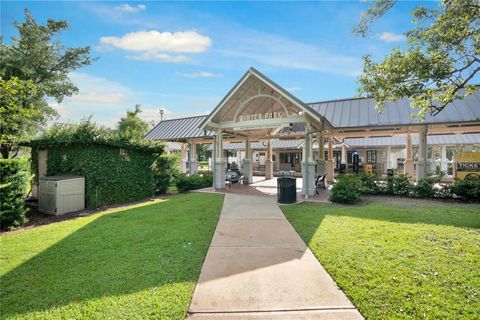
[214,25,361,76]
[101,31,211,53]
[47,72,215,128]
[129,52,191,63]
[69,92,125,104]
[47,73,133,127]
[49,102,69,118]
[286,86,301,93]
[114,4,146,13]
[81,2,157,28]
[100,30,211,63]
[67,73,130,104]
[139,108,209,124]
[181,71,222,78]
[378,32,406,43]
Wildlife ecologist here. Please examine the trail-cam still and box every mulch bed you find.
[24,208,84,228]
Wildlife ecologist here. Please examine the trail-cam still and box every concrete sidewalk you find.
[187,194,363,320]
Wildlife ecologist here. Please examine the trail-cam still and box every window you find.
[366,150,377,164]
[279,152,301,164]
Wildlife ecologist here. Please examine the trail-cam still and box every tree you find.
[0,9,95,158]
[117,105,150,141]
[0,78,45,158]
[196,143,211,161]
[356,0,480,119]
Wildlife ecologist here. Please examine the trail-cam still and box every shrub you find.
[0,158,30,230]
[392,174,413,196]
[329,174,363,204]
[175,173,213,193]
[436,183,452,199]
[151,154,180,194]
[413,174,442,198]
[451,177,480,202]
[357,172,380,194]
[385,169,395,194]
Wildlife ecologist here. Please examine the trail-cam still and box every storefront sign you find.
[454,152,480,180]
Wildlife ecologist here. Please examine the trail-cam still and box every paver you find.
[187,194,363,319]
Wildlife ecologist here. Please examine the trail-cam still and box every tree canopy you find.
[0,10,95,158]
[117,105,150,141]
[356,0,480,119]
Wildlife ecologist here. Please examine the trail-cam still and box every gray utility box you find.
[39,176,85,215]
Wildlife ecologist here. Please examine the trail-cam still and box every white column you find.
[404,132,414,178]
[316,133,326,176]
[242,138,253,183]
[265,139,273,179]
[387,146,392,170]
[383,146,392,173]
[326,137,334,182]
[213,129,226,189]
[430,145,436,173]
[415,125,428,181]
[188,140,199,175]
[441,145,448,173]
[341,144,347,164]
[301,123,316,197]
[179,143,187,174]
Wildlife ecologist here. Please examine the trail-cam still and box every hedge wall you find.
[0,158,29,230]
[37,144,157,209]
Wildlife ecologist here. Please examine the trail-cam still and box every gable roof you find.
[198,67,332,129]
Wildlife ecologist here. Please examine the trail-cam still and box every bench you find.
[315,174,327,195]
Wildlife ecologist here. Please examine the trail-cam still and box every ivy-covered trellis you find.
[23,121,166,209]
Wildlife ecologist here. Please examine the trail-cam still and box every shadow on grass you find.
[1,193,222,318]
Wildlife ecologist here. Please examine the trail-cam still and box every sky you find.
[1,1,439,128]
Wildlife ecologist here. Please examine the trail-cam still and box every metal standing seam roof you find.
[344,133,480,147]
[308,88,480,128]
[144,115,214,141]
[207,139,304,151]
[203,134,480,151]
[144,95,480,142]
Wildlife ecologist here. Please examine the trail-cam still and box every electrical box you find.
[39,176,85,215]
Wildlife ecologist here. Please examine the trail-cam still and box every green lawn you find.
[0,193,224,320]
[282,199,480,320]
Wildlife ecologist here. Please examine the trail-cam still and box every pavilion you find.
[144,68,480,196]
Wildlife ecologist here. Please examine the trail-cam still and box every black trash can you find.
[277,176,297,204]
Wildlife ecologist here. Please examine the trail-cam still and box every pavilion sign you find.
[238,111,284,122]
[233,111,289,131]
